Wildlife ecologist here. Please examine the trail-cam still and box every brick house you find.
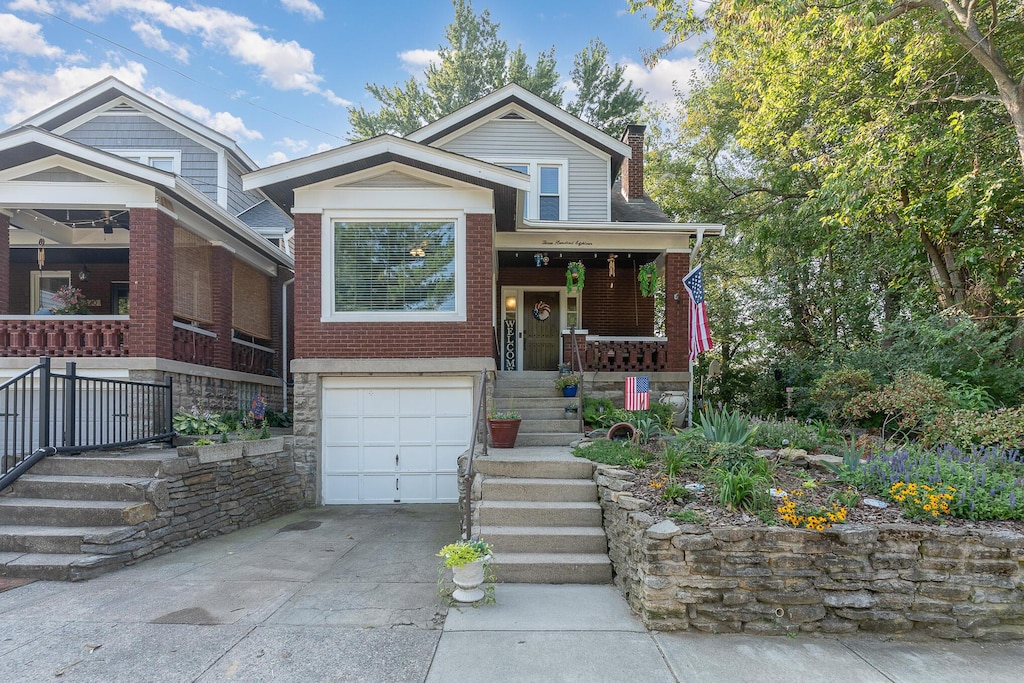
[0,78,294,414]
[244,84,723,505]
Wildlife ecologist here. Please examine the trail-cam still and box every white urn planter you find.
[451,557,489,603]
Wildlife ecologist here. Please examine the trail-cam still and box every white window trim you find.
[30,270,71,313]
[103,149,182,174]
[321,210,467,323]
[479,157,568,221]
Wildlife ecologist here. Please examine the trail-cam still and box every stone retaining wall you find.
[84,438,303,567]
[596,464,1024,640]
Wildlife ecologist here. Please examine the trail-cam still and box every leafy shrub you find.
[923,407,1024,449]
[843,370,953,441]
[750,419,819,451]
[572,439,636,465]
[666,429,712,468]
[627,413,664,443]
[708,441,755,473]
[668,509,706,524]
[810,367,874,423]
[173,405,226,436]
[697,405,757,444]
[265,409,293,428]
[582,397,617,428]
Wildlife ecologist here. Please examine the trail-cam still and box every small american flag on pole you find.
[625,376,649,410]
[682,264,713,361]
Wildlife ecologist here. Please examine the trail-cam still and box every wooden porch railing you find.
[564,336,668,373]
[0,316,128,357]
[172,321,216,366]
[231,337,276,375]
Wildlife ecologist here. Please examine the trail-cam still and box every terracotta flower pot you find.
[488,418,521,448]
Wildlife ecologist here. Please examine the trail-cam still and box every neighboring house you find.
[244,84,723,505]
[0,78,295,425]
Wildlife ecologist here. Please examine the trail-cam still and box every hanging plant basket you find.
[638,262,658,298]
[566,261,585,293]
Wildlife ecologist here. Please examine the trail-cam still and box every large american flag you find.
[625,376,649,410]
[682,264,713,361]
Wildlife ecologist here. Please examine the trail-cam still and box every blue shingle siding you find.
[16,167,102,183]
[237,199,293,232]
[64,114,219,201]
[227,161,266,216]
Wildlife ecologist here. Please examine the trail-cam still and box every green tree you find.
[349,1,645,139]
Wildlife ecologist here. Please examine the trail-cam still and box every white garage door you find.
[321,376,474,504]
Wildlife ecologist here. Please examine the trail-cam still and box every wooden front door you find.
[523,291,560,370]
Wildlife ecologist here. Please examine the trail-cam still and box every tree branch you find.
[910,92,1004,104]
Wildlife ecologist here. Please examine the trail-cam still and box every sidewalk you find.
[0,504,1021,682]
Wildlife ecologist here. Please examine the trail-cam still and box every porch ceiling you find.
[497,250,660,269]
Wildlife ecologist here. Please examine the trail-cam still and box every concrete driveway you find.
[1,504,1022,682]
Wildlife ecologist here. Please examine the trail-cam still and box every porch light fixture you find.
[505,296,517,312]
[78,264,90,282]
[533,252,549,267]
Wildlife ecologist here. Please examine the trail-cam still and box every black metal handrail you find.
[1,357,174,491]
[462,368,488,540]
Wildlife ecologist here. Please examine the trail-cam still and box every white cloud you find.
[69,1,344,105]
[131,20,189,62]
[7,0,59,12]
[313,142,332,153]
[280,0,322,20]
[264,150,289,165]
[276,137,308,153]
[0,12,64,58]
[399,48,439,78]
[621,55,701,105]
[0,61,147,125]
[150,86,262,141]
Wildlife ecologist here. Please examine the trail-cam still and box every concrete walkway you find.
[0,505,1021,682]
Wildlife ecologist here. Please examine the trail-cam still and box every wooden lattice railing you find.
[0,317,128,357]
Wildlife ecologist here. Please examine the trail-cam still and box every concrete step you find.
[0,524,139,554]
[0,551,123,581]
[474,450,594,479]
[496,371,560,384]
[519,419,583,433]
[493,387,572,399]
[5,474,156,502]
[480,525,608,554]
[510,396,582,409]
[478,501,603,527]
[518,407,581,421]
[31,456,166,478]
[490,552,613,584]
[512,432,583,447]
[0,498,158,527]
[482,477,597,502]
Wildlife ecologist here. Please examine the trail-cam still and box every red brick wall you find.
[498,260,655,336]
[665,252,690,372]
[0,214,9,314]
[293,213,495,359]
[127,207,175,359]
[622,127,645,200]
[210,246,233,369]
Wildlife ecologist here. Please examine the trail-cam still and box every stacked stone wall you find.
[596,465,1024,640]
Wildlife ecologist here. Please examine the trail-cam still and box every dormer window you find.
[492,159,568,221]
[106,149,181,174]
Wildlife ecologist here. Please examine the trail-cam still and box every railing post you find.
[164,375,174,437]
[38,356,50,449]
[64,361,77,449]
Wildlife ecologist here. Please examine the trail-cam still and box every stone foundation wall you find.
[130,368,285,416]
[84,439,303,567]
[596,465,1024,640]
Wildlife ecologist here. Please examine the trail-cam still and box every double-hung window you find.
[493,159,568,221]
[106,150,181,173]
[325,215,465,322]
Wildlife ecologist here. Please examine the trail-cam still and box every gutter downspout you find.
[282,277,294,409]
[687,227,706,428]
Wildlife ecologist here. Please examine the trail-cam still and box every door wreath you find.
[532,301,551,321]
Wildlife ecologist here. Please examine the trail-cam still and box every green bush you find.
[666,429,712,467]
[582,397,616,428]
[708,442,755,473]
[713,465,772,512]
[843,370,953,441]
[810,367,874,423]
[922,407,1024,449]
[750,419,819,451]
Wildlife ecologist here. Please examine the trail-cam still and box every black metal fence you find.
[1,357,174,489]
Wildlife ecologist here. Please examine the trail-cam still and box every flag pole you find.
[686,228,706,428]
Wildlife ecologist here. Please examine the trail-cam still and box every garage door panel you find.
[323,445,358,474]
[435,444,464,471]
[323,475,359,504]
[434,387,470,415]
[397,416,433,441]
[436,415,470,442]
[362,446,397,472]
[362,416,397,442]
[361,475,400,502]
[399,389,434,414]
[363,389,400,413]
[436,473,458,501]
[322,388,360,415]
[323,417,359,445]
[398,444,435,472]
[400,474,438,503]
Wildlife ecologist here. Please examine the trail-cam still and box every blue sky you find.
[0,1,700,166]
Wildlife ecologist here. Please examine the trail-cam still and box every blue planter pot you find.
[562,386,578,397]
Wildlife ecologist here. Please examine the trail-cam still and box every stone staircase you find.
[472,446,612,584]
[0,455,165,581]
[493,371,582,447]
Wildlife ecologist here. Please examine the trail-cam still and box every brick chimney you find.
[620,124,646,201]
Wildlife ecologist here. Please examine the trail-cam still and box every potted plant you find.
[438,539,493,603]
[487,403,521,448]
[565,402,578,416]
[554,373,582,397]
[638,262,658,297]
[566,260,585,292]
[50,284,90,314]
